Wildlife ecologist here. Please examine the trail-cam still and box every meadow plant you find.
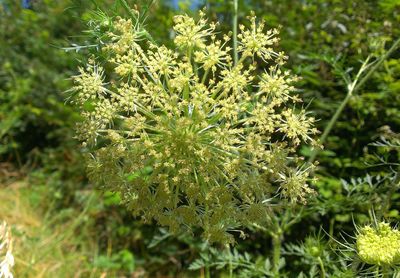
[356,222,400,267]
[71,9,318,244]
[334,221,400,277]
[0,222,14,278]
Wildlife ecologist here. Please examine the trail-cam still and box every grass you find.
[0,177,104,278]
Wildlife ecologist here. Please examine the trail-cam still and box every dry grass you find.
[0,180,103,278]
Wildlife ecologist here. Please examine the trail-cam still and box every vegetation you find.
[0,0,399,277]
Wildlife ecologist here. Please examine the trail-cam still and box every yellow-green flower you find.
[356,222,400,266]
[71,10,318,243]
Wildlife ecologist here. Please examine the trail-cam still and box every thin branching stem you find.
[233,0,238,65]
[308,37,400,164]
[354,37,400,92]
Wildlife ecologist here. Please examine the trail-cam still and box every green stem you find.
[118,0,156,44]
[308,37,400,164]
[353,37,400,93]
[118,0,137,20]
[187,47,193,64]
[375,266,381,278]
[317,257,326,278]
[272,233,282,277]
[381,265,390,278]
[328,218,335,240]
[308,92,352,163]
[232,0,238,66]
[205,265,211,278]
[202,69,210,84]
[182,48,193,117]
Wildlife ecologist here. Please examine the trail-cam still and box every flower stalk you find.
[272,232,283,277]
[233,0,238,65]
[308,37,400,164]
[317,256,326,278]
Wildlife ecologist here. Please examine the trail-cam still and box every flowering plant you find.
[356,222,400,266]
[71,9,318,243]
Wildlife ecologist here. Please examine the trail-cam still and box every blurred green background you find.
[0,0,399,277]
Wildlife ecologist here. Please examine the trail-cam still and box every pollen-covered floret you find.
[237,13,280,61]
[194,36,231,72]
[278,167,315,203]
[356,222,400,266]
[105,16,140,54]
[173,11,216,50]
[258,66,300,103]
[71,10,318,244]
[111,50,141,77]
[279,109,318,145]
[72,62,108,105]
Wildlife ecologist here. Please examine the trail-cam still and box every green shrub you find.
[0,0,89,163]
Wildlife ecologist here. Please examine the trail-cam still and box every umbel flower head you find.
[71,10,318,244]
[356,222,400,266]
